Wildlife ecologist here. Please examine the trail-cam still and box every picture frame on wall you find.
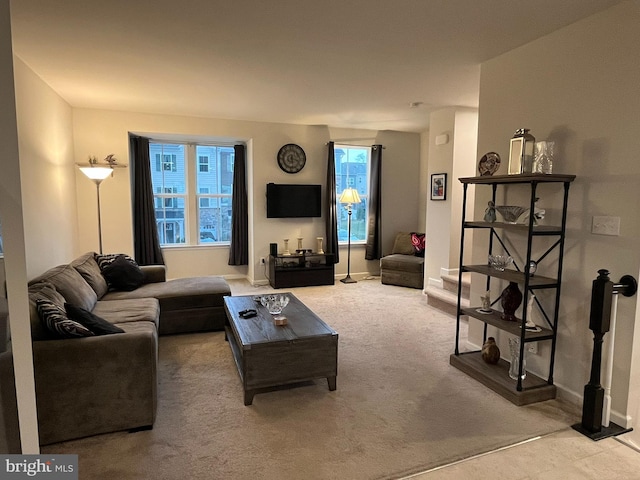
[430,173,447,201]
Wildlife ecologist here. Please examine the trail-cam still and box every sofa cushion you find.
[391,233,415,255]
[28,282,67,340]
[380,253,425,273]
[101,255,144,291]
[36,299,95,338]
[65,303,125,335]
[71,252,109,299]
[102,276,230,310]
[29,264,97,312]
[92,298,160,328]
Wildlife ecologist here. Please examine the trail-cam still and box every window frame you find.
[149,142,236,247]
[334,145,370,245]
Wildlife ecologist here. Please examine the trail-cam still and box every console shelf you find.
[269,253,335,288]
[452,173,575,405]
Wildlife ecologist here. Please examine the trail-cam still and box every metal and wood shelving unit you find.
[450,173,575,405]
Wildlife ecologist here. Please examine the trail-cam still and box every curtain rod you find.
[326,142,385,149]
[147,138,242,147]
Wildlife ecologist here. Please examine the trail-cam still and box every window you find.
[334,145,370,243]
[149,142,235,246]
[155,153,177,172]
[199,156,209,173]
[199,187,210,208]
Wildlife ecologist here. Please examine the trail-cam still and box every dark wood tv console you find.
[268,253,335,288]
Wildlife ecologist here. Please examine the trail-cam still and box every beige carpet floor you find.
[42,279,578,479]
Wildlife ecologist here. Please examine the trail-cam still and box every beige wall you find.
[71,110,422,283]
[473,1,640,428]
[14,58,77,279]
[424,108,478,285]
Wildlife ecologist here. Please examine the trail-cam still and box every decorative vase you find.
[481,337,500,364]
[533,141,554,174]
[297,237,303,251]
[283,239,290,256]
[316,237,324,254]
[501,282,522,322]
[508,337,527,380]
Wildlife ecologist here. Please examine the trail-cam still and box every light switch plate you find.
[592,216,620,236]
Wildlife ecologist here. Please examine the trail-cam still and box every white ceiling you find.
[9,0,622,133]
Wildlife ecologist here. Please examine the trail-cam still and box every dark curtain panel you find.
[131,135,164,265]
[365,144,383,260]
[228,144,248,265]
[325,142,339,264]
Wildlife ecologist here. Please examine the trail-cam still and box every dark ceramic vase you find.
[481,337,501,364]
[501,282,522,322]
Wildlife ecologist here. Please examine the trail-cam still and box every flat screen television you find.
[266,183,322,218]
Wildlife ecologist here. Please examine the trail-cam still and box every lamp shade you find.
[339,188,361,204]
[79,166,113,181]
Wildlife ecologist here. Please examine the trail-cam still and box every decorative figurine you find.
[484,201,497,223]
[524,294,541,332]
[523,197,545,225]
[480,290,492,313]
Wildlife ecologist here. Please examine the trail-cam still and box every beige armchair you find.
[380,232,425,289]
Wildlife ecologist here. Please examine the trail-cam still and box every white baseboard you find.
[440,267,459,277]
[428,277,443,289]
[554,382,632,428]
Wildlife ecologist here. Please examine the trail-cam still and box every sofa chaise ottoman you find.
[26,252,231,445]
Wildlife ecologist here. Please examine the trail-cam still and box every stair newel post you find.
[583,269,613,432]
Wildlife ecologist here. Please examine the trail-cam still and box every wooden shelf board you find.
[462,265,558,287]
[464,221,563,235]
[449,352,556,406]
[460,307,554,340]
[459,173,576,185]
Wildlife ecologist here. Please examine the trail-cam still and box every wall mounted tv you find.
[266,183,322,218]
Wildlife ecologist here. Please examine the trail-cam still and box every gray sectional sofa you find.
[27,252,231,445]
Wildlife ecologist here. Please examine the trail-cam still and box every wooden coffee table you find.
[224,293,338,405]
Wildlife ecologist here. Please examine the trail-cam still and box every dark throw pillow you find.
[36,299,95,339]
[94,253,136,270]
[65,303,125,335]
[411,232,426,257]
[100,255,144,291]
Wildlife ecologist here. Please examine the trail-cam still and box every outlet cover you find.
[592,216,620,236]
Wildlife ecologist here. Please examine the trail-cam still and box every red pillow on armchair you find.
[411,232,426,257]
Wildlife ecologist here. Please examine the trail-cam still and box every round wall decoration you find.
[277,144,306,173]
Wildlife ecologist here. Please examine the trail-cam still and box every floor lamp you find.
[339,187,361,284]
[79,166,113,254]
